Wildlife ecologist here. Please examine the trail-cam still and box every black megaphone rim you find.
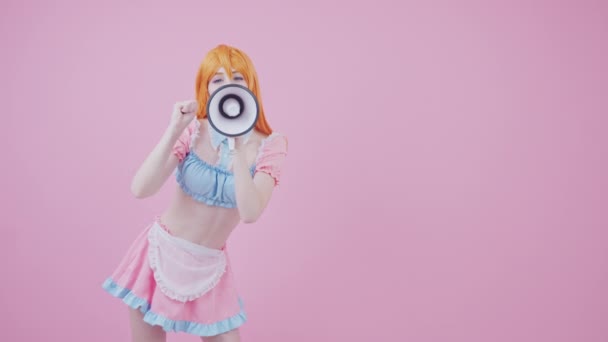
[206,84,259,137]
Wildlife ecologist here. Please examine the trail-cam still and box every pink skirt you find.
[101,217,247,337]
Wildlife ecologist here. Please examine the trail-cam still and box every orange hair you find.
[195,44,272,135]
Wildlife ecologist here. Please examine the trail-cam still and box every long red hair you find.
[195,44,272,135]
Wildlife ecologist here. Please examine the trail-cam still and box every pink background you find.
[2,0,607,341]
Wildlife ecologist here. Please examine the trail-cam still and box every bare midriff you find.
[158,187,241,250]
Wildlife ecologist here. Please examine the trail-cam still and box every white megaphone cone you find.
[206,84,260,151]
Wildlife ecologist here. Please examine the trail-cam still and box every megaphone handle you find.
[228,137,235,151]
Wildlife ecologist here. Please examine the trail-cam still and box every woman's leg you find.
[201,328,241,342]
[129,308,166,342]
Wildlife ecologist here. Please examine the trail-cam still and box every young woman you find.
[102,44,288,342]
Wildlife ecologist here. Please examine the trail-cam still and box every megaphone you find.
[206,84,259,150]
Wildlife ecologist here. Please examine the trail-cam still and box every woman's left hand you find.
[232,136,260,165]
[233,135,248,151]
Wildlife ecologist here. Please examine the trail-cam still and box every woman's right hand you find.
[169,100,198,133]
[131,99,199,198]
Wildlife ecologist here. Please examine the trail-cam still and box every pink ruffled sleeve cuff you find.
[255,133,288,186]
[172,120,199,162]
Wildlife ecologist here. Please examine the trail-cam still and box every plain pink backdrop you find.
[2,0,607,341]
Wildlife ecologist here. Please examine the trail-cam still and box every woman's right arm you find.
[130,100,198,198]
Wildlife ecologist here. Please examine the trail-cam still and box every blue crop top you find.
[172,120,288,208]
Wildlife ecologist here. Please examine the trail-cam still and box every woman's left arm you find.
[232,134,288,223]
[232,150,276,223]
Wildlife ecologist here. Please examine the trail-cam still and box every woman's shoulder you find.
[255,130,288,148]
[253,130,288,185]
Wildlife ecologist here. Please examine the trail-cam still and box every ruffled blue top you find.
[175,150,255,208]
